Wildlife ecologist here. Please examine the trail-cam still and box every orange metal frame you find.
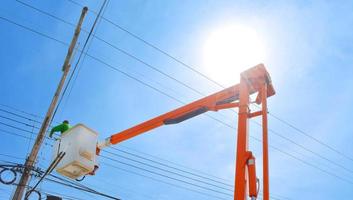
[101,64,275,200]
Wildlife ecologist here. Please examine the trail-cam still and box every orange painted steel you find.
[106,64,275,200]
[247,152,258,198]
[209,102,239,111]
[261,84,269,200]
[248,110,263,119]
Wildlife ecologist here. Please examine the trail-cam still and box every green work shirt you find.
[49,123,71,138]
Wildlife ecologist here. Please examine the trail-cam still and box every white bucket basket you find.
[52,124,98,179]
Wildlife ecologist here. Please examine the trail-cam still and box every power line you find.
[4,85,351,182]
[251,136,353,185]
[65,0,353,164]
[101,154,232,197]
[103,150,232,191]
[16,0,206,97]
[14,1,353,173]
[0,108,41,124]
[0,123,288,199]
[0,116,234,198]
[66,0,225,89]
[268,112,353,162]
[110,146,233,187]
[0,104,60,125]
[59,4,108,118]
[0,110,336,200]
[1,12,351,198]
[101,161,229,200]
[51,0,108,123]
[0,111,286,199]
[0,119,55,141]
[102,161,284,200]
[0,153,25,161]
[0,103,43,120]
[0,160,121,200]
[1,7,353,182]
[0,115,38,129]
[117,145,233,182]
[103,150,292,200]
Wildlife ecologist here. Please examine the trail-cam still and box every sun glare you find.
[202,24,266,85]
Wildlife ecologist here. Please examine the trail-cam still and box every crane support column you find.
[234,77,250,200]
[96,64,275,200]
[262,84,269,200]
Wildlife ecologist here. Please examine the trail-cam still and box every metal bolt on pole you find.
[12,7,88,200]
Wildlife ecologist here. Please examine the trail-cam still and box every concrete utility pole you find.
[12,7,88,200]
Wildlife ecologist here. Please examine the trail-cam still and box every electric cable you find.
[117,144,233,182]
[101,154,233,197]
[101,161,229,200]
[13,1,353,174]
[1,125,290,200]
[0,13,349,199]
[4,114,352,193]
[60,0,109,116]
[0,161,121,200]
[1,91,353,191]
[0,104,43,120]
[0,119,296,200]
[110,147,234,187]
[65,0,353,164]
[103,150,233,191]
[25,152,66,198]
[50,0,108,124]
[66,0,225,89]
[0,115,40,129]
[0,108,42,124]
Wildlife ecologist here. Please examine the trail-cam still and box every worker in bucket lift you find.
[49,120,99,176]
[49,120,71,138]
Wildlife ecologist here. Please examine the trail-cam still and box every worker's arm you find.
[49,124,65,138]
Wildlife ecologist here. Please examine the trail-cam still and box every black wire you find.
[59,0,109,117]
[0,123,287,200]
[0,115,40,129]
[15,0,353,167]
[0,121,34,134]
[110,147,234,187]
[0,155,24,163]
[14,0,353,171]
[1,12,349,199]
[101,154,233,197]
[0,120,305,200]
[66,0,353,164]
[26,152,66,197]
[0,121,55,141]
[101,161,229,200]
[51,0,108,125]
[250,136,353,185]
[117,145,233,182]
[66,0,226,89]
[0,128,33,140]
[268,112,353,162]
[0,161,121,200]
[0,108,41,124]
[103,150,233,191]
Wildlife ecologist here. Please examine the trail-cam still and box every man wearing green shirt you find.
[49,120,71,138]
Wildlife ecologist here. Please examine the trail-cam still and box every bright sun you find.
[203,24,266,85]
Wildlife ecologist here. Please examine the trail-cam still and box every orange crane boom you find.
[98,64,275,200]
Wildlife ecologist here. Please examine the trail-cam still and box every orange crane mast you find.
[97,64,275,200]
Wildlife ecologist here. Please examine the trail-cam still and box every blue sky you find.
[1,0,353,200]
